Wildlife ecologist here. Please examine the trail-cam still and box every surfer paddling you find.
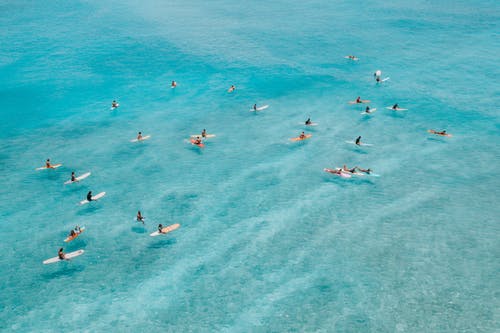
[137,211,145,224]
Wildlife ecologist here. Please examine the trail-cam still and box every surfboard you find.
[79,192,106,205]
[190,139,205,147]
[190,134,216,138]
[348,100,370,104]
[64,227,86,242]
[345,140,373,146]
[36,164,62,171]
[428,130,452,137]
[43,249,85,264]
[344,56,359,61]
[130,135,151,142]
[150,223,180,237]
[324,168,351,178]
[381,77,390,82]
[110,103,119,110]
[360,108,377,115]
[64,172,91,185]
[290,134,312,141]
[386,107,408,111]
[335,167,365,177]
[250,105,269,112]
[299,122,319,126]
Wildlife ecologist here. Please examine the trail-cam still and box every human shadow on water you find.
[427,137,447,143]
[41,265,85,280]
[131,225,147,234]
[75,205,101,216]
[346,146,369,155]
[147,238,177,249]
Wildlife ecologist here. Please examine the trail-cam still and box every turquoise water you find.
[1,0,499,331]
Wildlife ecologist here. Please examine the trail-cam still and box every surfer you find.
[392,103,399,110]
[430,130,447,136]
[299,132,306,139]
[158,224,163,234]
[70,172,77,182]
[347,55,357,60]
[355,96,361,103]
[201,129,207,138]
[137,211,145,224]
[137,132,143,140]
[305,118,312,125]
[194,136,202,145]
[343,165,356,173]
[86,191,92,202]
[253,104,257,111]
[355,136,362,145]
[58,248,66,260]
[228,85,235,92]
[365,106,372,113]
[171,81,177,88]
[356,167,372,174]
[112,100,118,108]
[45,159,52,168]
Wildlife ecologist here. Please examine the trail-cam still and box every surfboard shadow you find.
[41,266,85,279]
[147,238,177,249]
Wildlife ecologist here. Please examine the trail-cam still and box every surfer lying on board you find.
[69,226,81,237]
[347,55,357,60]
[58,248,66,260]
[228,85,235,92]
[305,118,312,125]
[137,211,145,224]
[299,132,306,139]
[430,130,447,135]
[193,137,202,145]
[356,167,372,174]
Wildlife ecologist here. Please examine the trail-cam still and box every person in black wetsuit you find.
[71,172,76,182]
[158,224,163,233]
[86,191,92,201]
[58,248,65,260]
[355,136,362,145]
[305,118,311,125]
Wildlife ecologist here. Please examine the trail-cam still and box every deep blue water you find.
[1,1,499,331]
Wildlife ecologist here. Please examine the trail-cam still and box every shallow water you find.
[1,1,499,332]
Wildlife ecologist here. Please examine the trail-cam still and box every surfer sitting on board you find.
[58,248,66,260]
[112,100,118,108]
[355,97,362,103]
[158,224,163,234]
[45,159,52,168]
[201,129,207,138]
[194,137,202,145]
[253,104,257,111]
[137,211,145,224]
[86,191,93,202]
[355,136,362,145]
[299,132,306,139]
[392,103,399,110]
[365,106,372,113]
[171,81,177,88]
[70,172,77,182]
[305,118,312,125]
[430,130,447,136]
[137,132,143,140]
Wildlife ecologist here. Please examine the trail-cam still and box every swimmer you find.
[158,224,163,233]
[58,248,66,260]
[392,103,399,110]
[111,100,118,108]
[171,81,177,88]
[137,132,143,140]
[305,118,312,125]
[201,129,207,138]
[137,211,145,224]
[228,85,236,93]
[299,131,306,139]
[86,191,92,202]
[355,136,362,145]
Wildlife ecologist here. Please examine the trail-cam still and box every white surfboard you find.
[250,105,269,112]
[345,56,359,61]
[345,140,373,147]
[360,108,377,115]
[79,192,106,205]
[64,172,91,185]
[150,223,180,237]
[190,134,216,138]
[299,122,319,126]
[110,103,119,110]
[43,249,84,264]
[36,164,62,171]
[381,77,390,82]
[386,107,408,111]
[130,135,151,142]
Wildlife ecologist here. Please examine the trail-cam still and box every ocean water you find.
[1,0,499,332]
